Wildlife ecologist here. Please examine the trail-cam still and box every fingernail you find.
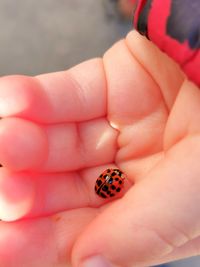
[80,255,114,267]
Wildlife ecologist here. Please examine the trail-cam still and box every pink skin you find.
[0,30,199,266]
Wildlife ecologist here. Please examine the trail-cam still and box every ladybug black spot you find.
[102,185,109,191]
[119,180,122,185]
[115,177,119,181]
[107,190,111,195]
[100,192,107,198]
[103,174,108,178]
[110,193,115,197]
[116,187,121,192]
[111,172,116,176]
[108,178,113,184]
[111,185,116,190]
[97,180,102,186]
[106,169,111,173]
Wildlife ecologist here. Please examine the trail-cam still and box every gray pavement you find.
[0,0,199,266]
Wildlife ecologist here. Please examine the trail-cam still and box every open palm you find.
[0,31,199,267]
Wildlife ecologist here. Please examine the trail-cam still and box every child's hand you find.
[0,31,199,267]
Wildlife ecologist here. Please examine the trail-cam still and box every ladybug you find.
[95,168,125,198]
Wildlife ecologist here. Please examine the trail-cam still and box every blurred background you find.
[0,0,199,266]
[0,0,131,75]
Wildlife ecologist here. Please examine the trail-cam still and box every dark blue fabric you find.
[166,0,200,49]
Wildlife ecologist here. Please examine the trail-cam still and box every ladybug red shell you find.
[95,168,125,198]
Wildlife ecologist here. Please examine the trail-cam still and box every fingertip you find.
[0,75,37,117]
[0,169,35,221]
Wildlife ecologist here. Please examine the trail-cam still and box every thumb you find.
[72,137,200,267]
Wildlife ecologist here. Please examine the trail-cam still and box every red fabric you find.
[133,0,200,87]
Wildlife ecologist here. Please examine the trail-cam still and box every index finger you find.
[0,58,107,123]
